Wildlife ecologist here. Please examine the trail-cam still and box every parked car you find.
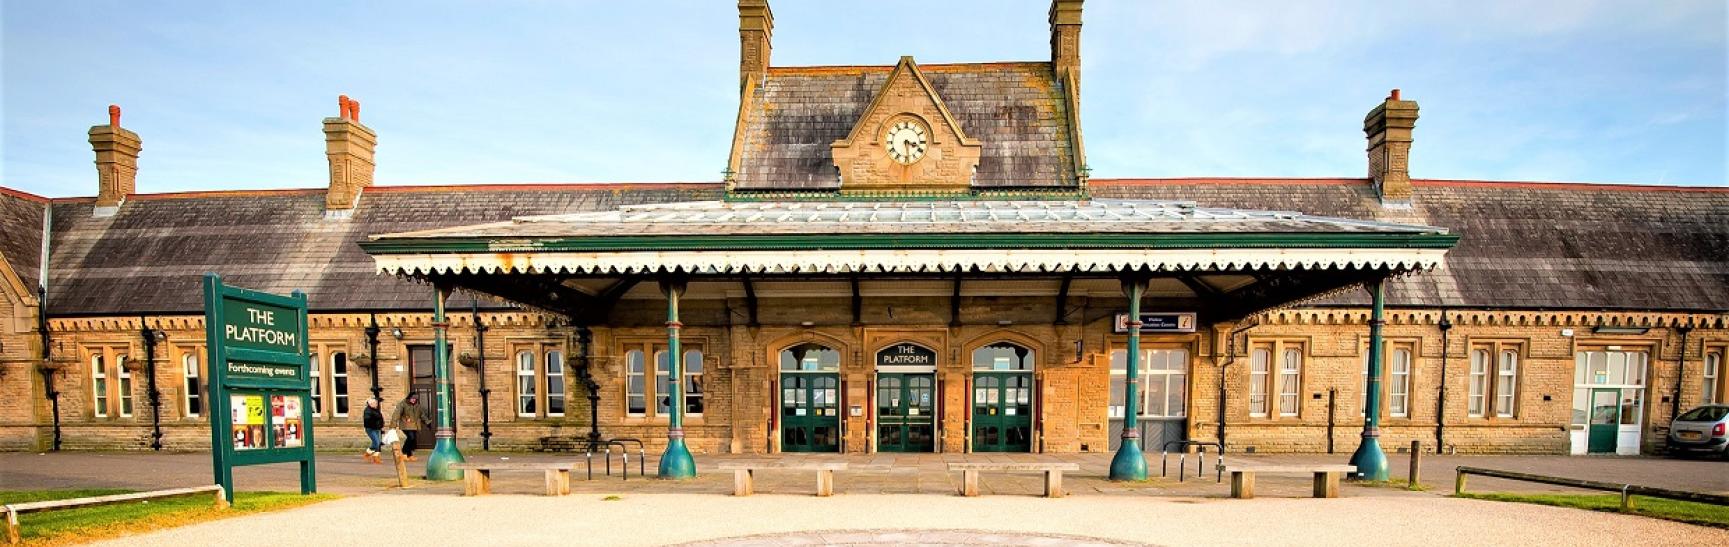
[1666,404,1729,459]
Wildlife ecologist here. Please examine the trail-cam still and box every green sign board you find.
[203,274,315,501]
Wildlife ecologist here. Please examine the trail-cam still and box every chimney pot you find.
[89,105,141,215]
[1390,88,1400,101]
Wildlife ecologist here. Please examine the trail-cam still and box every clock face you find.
[883,119,929,165]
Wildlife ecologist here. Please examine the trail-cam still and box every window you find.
[309,353,323,415]
[1471,342,1523,418]
[1704,350,1722,404]
[622,341,704,419]
[1495,350,1518,418]
[183,352,202,418]
[1468,349,1489,417]
[331,353,349,417]
[92,355,109,418]
[781,343,840,372]
[1249,348,1270,417]
[626,349,647,416]
[1278,347,1301,417]
[513,344,567,418]
[547,350,566,417]
[117,356,134,417]
[307,345,351,419]
[516,351,537,417]
[1389,347,1412,418]
[1108,348,1186,419]
[973,344,1034,371]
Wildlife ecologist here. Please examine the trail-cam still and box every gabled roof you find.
[0,187,48,290]
[731,62,1079,191]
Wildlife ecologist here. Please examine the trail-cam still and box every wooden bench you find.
[1225,465,1356,499]
[448,462,575,497]
[716,461,848,497]
[4,485,227,544]
[948,462,1081,498]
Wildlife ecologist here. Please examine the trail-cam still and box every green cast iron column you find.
[1109,276,1149,481]
[425,285,466,481]
[658,279,696,479]
[1348,277,1390,480]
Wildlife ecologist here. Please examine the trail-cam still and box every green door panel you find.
[782,373,839,453]
[973,372,1033,452]
[1587,388,1619,454]
[877,373,935,452]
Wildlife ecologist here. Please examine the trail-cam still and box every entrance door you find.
[973,372,1032,452]
[781,373,840,452]
[406,345,452,449]
[1588,388,1620,454]
[877,373,935,452]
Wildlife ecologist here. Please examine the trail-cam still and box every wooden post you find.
[1455,470,1467,495]
[393,442,411,488]
[1409,439,1422,489]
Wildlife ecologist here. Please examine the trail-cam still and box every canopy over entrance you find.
[359,198,1457,324]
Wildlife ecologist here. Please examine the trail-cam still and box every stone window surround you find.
[83,343,134,419]
[617,336,708,423]
[1467,339,1526,419]
[509,339,567,419]
[1704,344,1726,405]
[1247,338,1307,419]
[173,343,207,419]
[1359,338,1422,420]
[307,341,350,420]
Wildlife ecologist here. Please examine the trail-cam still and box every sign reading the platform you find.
[203,274,316,502]
[877,343,937,368]
[1113,312,1198,334]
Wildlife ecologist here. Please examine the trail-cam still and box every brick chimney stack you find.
[1365,88,1419,205]
[738,0,773,91]
[323,95,377,217]
[88,104,141,216]
[1049,0,1083,80]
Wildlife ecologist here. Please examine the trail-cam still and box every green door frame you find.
[876,373,935,453]
[972,371,1033,452]
[1587,388,1621,454]
[780,373,840,453]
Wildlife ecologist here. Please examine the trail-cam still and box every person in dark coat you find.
[393,393,431,460]
[362,398,385,464]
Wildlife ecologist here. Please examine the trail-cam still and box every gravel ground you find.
[92,491,1729,546]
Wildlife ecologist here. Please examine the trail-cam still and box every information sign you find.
[204,274,315,501]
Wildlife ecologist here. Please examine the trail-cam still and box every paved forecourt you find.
[92,490,1729,546]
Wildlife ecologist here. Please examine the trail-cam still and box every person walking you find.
[362,398,385,464]
[393,393,430,461]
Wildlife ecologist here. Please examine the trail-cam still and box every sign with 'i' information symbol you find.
[203,274,316,502]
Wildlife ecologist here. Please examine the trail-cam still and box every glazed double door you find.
[877,373,935,452]
[781,373,840,452]
[973,372,1032,452]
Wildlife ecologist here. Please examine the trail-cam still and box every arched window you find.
[117,356,134,417]
[972,343,1033,371]
[1389,348,1411,418]
[780,343,840,372]
[516,351,537,417]
[626,349,646,416]
[92,355,109,418]
[684,349,704,416]
[183,353,202,417]
[332,352,350,417]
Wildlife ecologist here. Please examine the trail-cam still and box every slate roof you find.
[1092,179,1729,311]
[21,177,1729,315]
[0,188,47,288]
[732,63,1079,191]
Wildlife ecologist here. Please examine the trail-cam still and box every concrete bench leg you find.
[464,469,492,496]
[1045,470,1065,498]
[213,486,230,510]
[962,470,980,497]
[6,509,19,545]
[545,469,572,496]
[1230,471,1255,499]
[733,469,754,497]
[1313,471,1340,499]
[816,470,834,497]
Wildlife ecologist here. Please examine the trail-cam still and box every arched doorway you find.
[779,343,841,452]
[972,342,1034,452]
[875,342,937,453]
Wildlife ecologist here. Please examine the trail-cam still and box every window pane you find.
[117,356,133,417]
[309,353,322,415]
[92,355,108,418]
[685,350,703,415]
[1705,353,1721,403]
[973,343,1032,371]
[1249,348,1269,416]
[184,354,202,417]
[1278,348,1300,416]
[1468,349,1488,417]
[627,350,645,415]
[1108,377,1127,418]
[1390,349,1410,417]
[332,353,349,416]
[547,351,565,416]
[781,343,839,371]
[655,351,672,415]
[517,351,536,416]
[1496,351,1517,418]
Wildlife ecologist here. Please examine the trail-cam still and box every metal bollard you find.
[1196,446,1206,480]
[1215,446,1225,483]
[1161,449,1170,478]
[1408,440,1422,489]
[1178,449,1187,482]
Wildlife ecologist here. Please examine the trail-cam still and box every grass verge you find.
[1457,492,1729,529]
[0,489,338,545]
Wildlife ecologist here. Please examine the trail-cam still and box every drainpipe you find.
[39,284,60,451]
[1672,326,1691,423]
[1216,318,1259,450]
[1435,312,1452,452]
[472,302,491,451]
[364,315,382,401]
[140,315,164,450]
[576,326,600,443]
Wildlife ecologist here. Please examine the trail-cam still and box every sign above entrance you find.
[877,343,937,369]
[1112,312,1197,334]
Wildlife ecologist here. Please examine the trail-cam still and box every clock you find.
[883,118,929,165]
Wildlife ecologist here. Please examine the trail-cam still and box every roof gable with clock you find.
[828,56,982,193]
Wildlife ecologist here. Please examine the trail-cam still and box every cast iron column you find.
[1110,276,1149,481]
[658,278,696,479]
[1348,277,1391,480]
[425,285,466,480]
[365,315,382,401]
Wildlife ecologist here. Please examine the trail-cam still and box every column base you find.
[425,437,467,481]
[1108,439,1147,481]
[1347,437,1389,481]
[659,438,697,480]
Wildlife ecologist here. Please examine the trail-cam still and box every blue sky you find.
[3,1,1724,197]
